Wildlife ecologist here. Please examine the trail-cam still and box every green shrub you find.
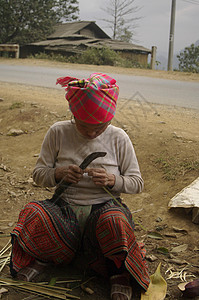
[29,47,143,68]
[29,52,68,62]
[69,47,143,68]
[70,47,120,66]
[177,44,199,73]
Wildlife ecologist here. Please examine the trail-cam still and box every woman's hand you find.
[55,165,84,184]
[85,168,115,187]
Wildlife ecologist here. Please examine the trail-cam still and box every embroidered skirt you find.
[11,199,150,291]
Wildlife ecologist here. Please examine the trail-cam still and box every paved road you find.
[0,64,199,109]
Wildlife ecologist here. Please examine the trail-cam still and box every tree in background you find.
[0,0,79,45]
[101,0,140,42]
[177,44,199,73]
[116,19,133,43]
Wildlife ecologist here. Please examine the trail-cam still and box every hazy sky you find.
[79,0,199,56]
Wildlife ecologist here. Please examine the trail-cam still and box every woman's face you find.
[75,118,110,139]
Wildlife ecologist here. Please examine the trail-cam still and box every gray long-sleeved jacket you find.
[33,121,144,205]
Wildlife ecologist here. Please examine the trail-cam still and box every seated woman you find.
[10,73,150,300]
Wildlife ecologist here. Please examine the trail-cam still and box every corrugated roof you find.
[48,21,111,39]
[88,39,151,52]
[31,37,151,53]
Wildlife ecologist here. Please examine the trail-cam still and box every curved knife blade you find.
[51,151,107,202]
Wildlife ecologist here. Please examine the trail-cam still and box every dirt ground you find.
[0,58,199,299]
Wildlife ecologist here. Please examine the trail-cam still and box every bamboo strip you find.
[41,285,72,292]
[13,285,67,299]
[103,187,123,207]
[15,285,81,300]
[0,255,11,259]
[0,240,11,256]
[0,258,10,267]
[103,187,147,230]
[38,279,81,285]
[22,295,43,300]
[20,281,72,292]
[0,251,11,272]
[0,243,12,257]
[20,284,80,299]
[0,277,80,299]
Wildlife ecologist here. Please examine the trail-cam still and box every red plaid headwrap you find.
[56,73,119,124]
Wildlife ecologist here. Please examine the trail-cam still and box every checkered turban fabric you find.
[56,73,119,124]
